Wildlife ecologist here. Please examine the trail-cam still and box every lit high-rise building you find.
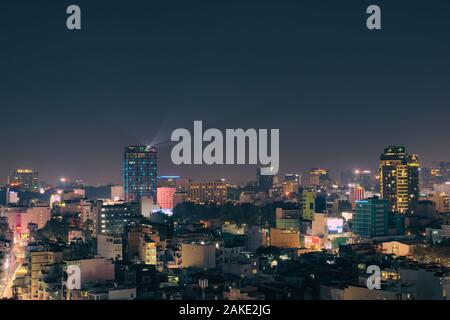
[123,146,157,202]
[349,184,365,208]
[379,146,419,214]
[8,169,39,192]
[139,235,157,266]
[157,187,177,210]
[300,190,315,221]
[353,198,389,238]
[309,168,329,186]
[187,181,228,205]
[96,201,137,236]
[257,167,274,192]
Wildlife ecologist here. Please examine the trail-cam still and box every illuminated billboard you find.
[327,218,344,234]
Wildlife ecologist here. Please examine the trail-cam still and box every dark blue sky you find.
[1,0,449,185]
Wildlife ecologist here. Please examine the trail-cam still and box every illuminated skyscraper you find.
[123,146,157,202]
[96,200,138,235]
[379,146,419,214]
[257,167,274,192]
[349,184,365,209]
[354,198,389,238]
[309,168,329,186]
[8,169,39,192]
[300,190,315,221]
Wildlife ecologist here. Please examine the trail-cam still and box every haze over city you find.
[1,0,450,185]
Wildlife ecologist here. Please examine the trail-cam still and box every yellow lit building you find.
[282,181,298,196]
[269,228,301,249]
[379,146,419,214]
[301,191,315,221]
[139,235,157,265]
[28,250,63,300]
[187,181,227,205]
[381,241,417,257]
[309,168,329,186]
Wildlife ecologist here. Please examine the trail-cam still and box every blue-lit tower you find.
[123,146,157,202]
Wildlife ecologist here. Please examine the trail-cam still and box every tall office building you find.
[123,146,157,202]
[309,168,329,186]
[379,146,419,214]
[283,174,301,196]
[349,184,365,209]
[96,201,138,236]
[257,167,274,192]
[353,198,389,238]
[187,181,228,205]
[300,190,315,221]
[157,187,177,210]
[8,169,39,192]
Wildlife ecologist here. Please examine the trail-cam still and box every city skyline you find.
[1,0,450,185]
[0,144,448,187]
[2,0,450,305]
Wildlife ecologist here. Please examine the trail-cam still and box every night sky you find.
[1,0,449,185]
